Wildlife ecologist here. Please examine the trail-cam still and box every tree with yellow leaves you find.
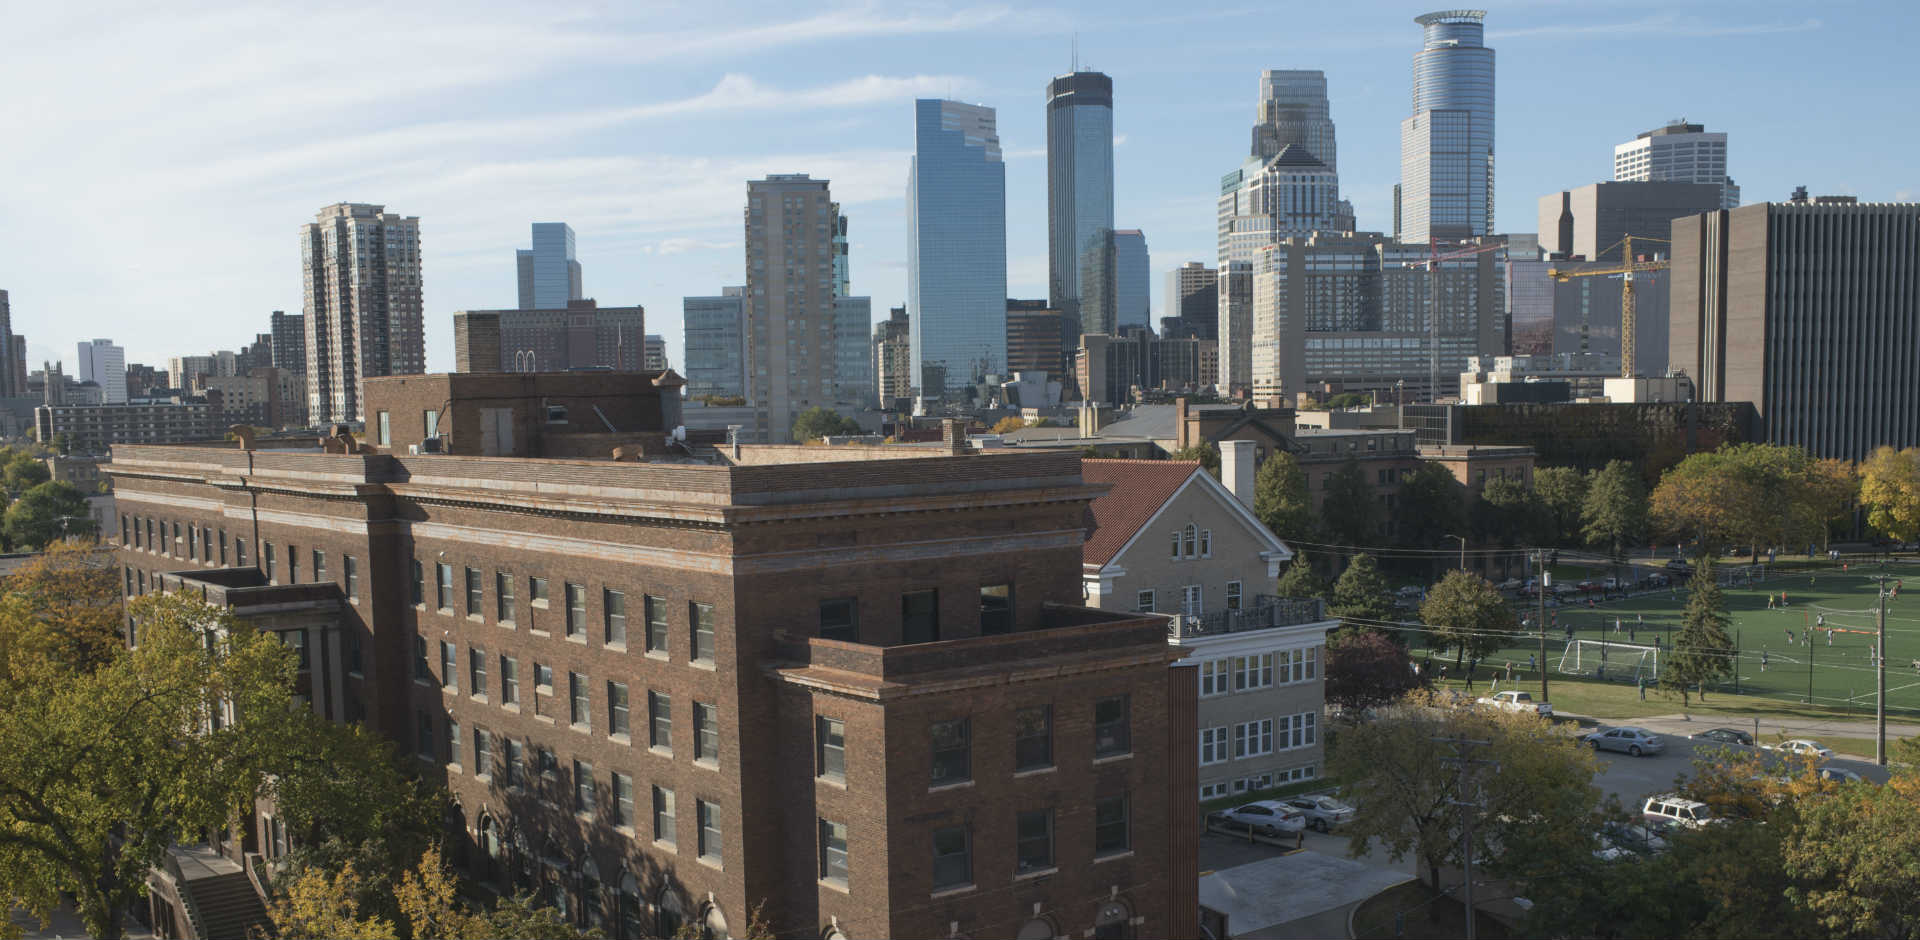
[1861,446,1920,543]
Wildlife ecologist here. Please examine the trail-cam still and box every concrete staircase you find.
[182,870,270,940]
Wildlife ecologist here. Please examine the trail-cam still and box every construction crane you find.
[1549,235,1670,379]
[1410,239,1509,402]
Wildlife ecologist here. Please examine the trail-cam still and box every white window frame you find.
[1201,781,1229,800]
[1226,581,1242,611]
[1199,658,1231,697]
[1136,590,1154,613]
[1182,585,1203,618]
[1200,726,1230,766]
[1200,529,1212,558]
[1234,719,1274,758]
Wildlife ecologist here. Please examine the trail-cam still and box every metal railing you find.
[1168,596,1327,639]
[159,851,211,940]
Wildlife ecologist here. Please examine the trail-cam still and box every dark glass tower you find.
[1046,71,1116,342]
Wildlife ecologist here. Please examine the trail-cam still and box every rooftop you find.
[1080,459,1202,566]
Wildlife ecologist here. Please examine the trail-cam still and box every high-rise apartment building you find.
[450,301,646,373]
[1671,200,1920,460]
[642,335,668,372]
[1046,72,1116,340]
[1615,122,1739,210]
[0,291,22,398]
[1504,235,1555,356]
[832,297,873,406]
[906,99,1008,397]
[683,289,746,399]
[1398,10,1495,244]
[300,203,424,425]
[270,311,307,373]
[517,223,584,310]
[77,339,127,404]
[872,306,913,406]
[744,176,839,443]
[1218,262,1254,395]
[1164,263,1218,340]
[1113,230,1150,331]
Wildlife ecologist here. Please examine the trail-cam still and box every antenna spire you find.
[1072,33,1078,72]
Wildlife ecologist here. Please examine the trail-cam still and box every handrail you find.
[245,851,274,906]
[159,851,212,940]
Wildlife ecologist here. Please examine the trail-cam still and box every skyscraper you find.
[1046,71,1116,340]
[77,339,127,404]
[642,334,668,372]
[744,175,839,443]
[872,306,913,406]
[1251,70,1338,167]
[516,222,583,310]
[1614,121,1740,210]
[1113,230,1150,331]
[300,203,424,425]
[0,291,20,398]
[269,310,306,373]
[1399,10,1495,244]
[683,288,747,399]
[1164,262,1218,339]
[907,99,1008,397]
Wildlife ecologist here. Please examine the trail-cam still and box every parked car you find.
[1640,572,1671,589]
[1577,580,1602,594]
[1583,726,1665,756]
[1603,576,1622,591]
[1665,559,1694,573]
[1496,578,1525,592]
[1478,690,1554,717]
[1282,796,1358,832]
[1691,727,1756,747]
[1210,801,1306,837]
[1642,794,1717,830]
[1595,820,1670,860]
[1769,739,1835,760]
[1816,766,1865,784]
[1396,585,1425,599]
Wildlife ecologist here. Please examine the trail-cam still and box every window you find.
[818,597,857,642]
[219,529,228,564]
[608,681,629,737]
[265,543,277,582]
[347,634,363,675]
[233,538,246,567]
[469,646,487,696]
[694,703,719,764]
[1094,794,1130,856]
[465,567,482,616]
[690,602,715,662]
[1201,781,1229,800]
[500,656,519,705]
[529,576,550,609]
[536,747,558,781]
[648,692,672,751]
[172,522,181,555]
[187,525,197,559]
[120,515,129,546]
[652,787,676,845]
[288,546,299,583]
[202,528,213,561]
[434,563,453,611]
[1200,727,1230,765]
[1200,658,1231,696]
[978,583,1013,636]
[136,570,145,594]
[345,555,358,600]
[1094,696,1130,758]
[496,572,515,624]
[574,760,596,815]
[1234,653,1275,691]
[1169,530,1180,559]
[410,559,424,606]
[535,662,553,693]
[440,641,457,691]
[283,630,309,670]
[424,409,440,439]
[564,583,586,638]
[447,718,462,766]
[932,826,971,890]
[474,727,493,778]
[816,717,845,781]
[546,402,569,424]
[569,673,589,727]
[1014,705,1052,771]
[819,819,849,885]
[612,772,635,829]
[644,596,669,653]
[902,589,938,644]
[1015,809,1054,874]
[697,800,722,864]
[1226,581,1242,611]
[1135,590,1155,613]
[930,718,970,786]
[604,590,626,646]
[415,710,433,759]
[376,411,391,447]
[312,549,327,581]
[1182,524,1197,559]
[1281,712,1318,750]
[1234,719,1274,758]
[504,739,524,788]
[1201,529,1212,558]
[413,636,431,681]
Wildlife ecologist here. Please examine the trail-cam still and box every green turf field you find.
[1405,558,1920,716]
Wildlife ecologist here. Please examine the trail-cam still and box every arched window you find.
[581,859,603,928]
[1015,916,1054,940]
[512,832,534,893]
[618,873,645,940]
[1094,899,1132,939]
[700,900,730,940]
[657,888,686,938]
[542,858,570,921]
[478,815,503,887]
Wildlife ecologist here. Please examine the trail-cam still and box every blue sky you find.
[2,0,1913,377]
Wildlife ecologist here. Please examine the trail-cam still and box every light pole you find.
[1533,549,1549,704]
[1874,575,1891,765]
[1446,534,1467,571]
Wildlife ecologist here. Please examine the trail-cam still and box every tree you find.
[1533,466,1590,547]
[1394,461,1466,552]
[3,481,95,551]
[1324,628,1424,713]
[1328,553,1394,626]
[1582,459,1648,574]
[1319,458,1378,547]
[0,540,124,674]
[1860,446,1920,543]
[1471,475,1543,548]
[1781,774,1920,938]
[1664,561,1735,706]
[47,433,71,457]
[990,416,1027,434]
[0,592,298,939]
[789,407,861,442]
[1651,443,1830,555]
[1252,451,1313,542]
[269,848,599,940]
[1418,569,1521,670]
[1168,444,1219,478]
[2,453,49,496]
[1273,552,1327,600]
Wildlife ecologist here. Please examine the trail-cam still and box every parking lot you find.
[1580,722,1890,812]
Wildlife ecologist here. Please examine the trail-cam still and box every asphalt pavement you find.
[1576,722,1892,812]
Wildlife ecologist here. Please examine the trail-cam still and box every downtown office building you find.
[906,99,1008,398]
[1047,72,1117,340]
[1397,10,1496,244]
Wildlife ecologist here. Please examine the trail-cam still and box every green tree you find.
[789,407,861,442]
[0,592,298,939]
[3,481,95,550]
[2,453,49,495]
[990,416,1027,434]
[1781,774,1920,938]
[1418,569,1521,671]
[1252,450,1313,542]
[47,433,72,457]
[0,540,124,674]
[1533,466,1590,547]
[1394,461,1466,552]
[1582,459,1649,574]
[1168,443,1220,478]
[1273,552,1327,600]
[1329,553,1394,626]
[1664,561,1735,705]
[1860,446,1920,543]
[1320,458,1378,547]
[269,847,599,940]
[1651,443,1829,555]
[1471,475,1542,548]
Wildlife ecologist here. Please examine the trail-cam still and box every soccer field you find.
[1415,560,1920,715]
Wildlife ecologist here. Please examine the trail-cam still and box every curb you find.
[1347,877,1417,940]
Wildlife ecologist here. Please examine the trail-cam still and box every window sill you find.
[818,878,850,895]
[412,603,427,613]
[413,678,435,688]
[348,670,364,680]
[565,635,587,646]
[644,651,671,662]
[653,839,677,853]
[816,776,847,790]
[498,620,515,630]
[349,597,360,607]
[470,694,488,705]
[467,614,484,624]
[930,884,976,899]
[693,758,719,771]
[605,642,627,653]
[929,780,974,794]
[534,714,555,725]
[530,629,551,638]
[532,601,550,611]
[649,746,674,759]
[501,703,520,714]
[613,824,635,837]
[690,659,717,672]
[441,686,459,696]
[1094,850,1134,864]
[569,723,591,735]
[609,733,631,746]
[1012,766,1056,779]
[436,607,454,617]
[1093,753,1133,766]
[1013,866,1058,882]
[696,856,723,872]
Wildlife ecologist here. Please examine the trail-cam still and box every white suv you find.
[1642,794,1715,830]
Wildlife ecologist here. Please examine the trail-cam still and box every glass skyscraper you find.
[1398,10,1495,244]
[516,222,583,310]
[906,98,1007,397]
[1045,71,1115,339]
[1112,230,1150,331]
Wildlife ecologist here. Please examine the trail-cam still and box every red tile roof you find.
[1081,459,1203,567]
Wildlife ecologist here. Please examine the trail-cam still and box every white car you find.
[1282,795,1358,832]
[1211,801,1306,837]
[1771,739,1835,760]
[1478,690,1554,717]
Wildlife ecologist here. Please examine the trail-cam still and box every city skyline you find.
[1,1,1909,378]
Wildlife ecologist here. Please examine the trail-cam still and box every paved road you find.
[1579,722,1892,813]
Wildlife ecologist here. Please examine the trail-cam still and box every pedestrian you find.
[1630,624,1636,643]
[1783,590,1790,606]
[1615,617,1623,634]
[1767,593,1776,610]
[1762,649,1769,672]
[1638,675,1646,700]
[1637,613,1644,628]
[1828,628,1834,646]
[1528,652,1537,672]
[1465,670,1475,693]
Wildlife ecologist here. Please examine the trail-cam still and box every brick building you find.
[108,375,1198,940]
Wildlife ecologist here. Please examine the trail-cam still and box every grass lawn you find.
[1351,879,1513,940]
[1432,675,1877,724]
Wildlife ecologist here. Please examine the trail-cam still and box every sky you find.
[2,0,1915,379]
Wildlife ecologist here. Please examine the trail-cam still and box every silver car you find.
[1210,800,1306,836]
[1583,726,1665,757]
[1282,795,1357,832]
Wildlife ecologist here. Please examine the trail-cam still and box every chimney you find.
[941,418,967,455]
[229,424,257,451]
[1175,396,1190,450]
[1221,439,1256,510]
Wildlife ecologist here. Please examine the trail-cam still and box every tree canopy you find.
[1324,628,1424,713]
[1168,444,1220,478]
[1418,569,1521,668]
[1393,461,1466,551]
[1533,466,1590,547]
[1582,459,1649,568]
[1319,458,1378,548]
[1664,561,1735,705]
[789,407,862,442]
[3,481,95,551]
[1861,446,1920,543]
[1651,443,1845,554]
[1273,552,1327,601]
[1252,451,1313,543]
[1328,553,1393,626]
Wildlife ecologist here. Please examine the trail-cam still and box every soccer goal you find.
[1559,639,1660,682]
[1717,563,1770,587]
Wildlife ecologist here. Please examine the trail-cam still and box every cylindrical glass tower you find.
[1400,10,1495,242]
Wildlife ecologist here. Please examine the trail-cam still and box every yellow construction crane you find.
[1549,235,1670,379]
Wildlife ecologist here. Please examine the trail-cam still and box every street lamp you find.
[1446,534,1467,571]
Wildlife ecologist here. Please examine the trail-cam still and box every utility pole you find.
[1534,549,1549,704]
[1877,576,1890,765]
[1437,735,1497,940]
